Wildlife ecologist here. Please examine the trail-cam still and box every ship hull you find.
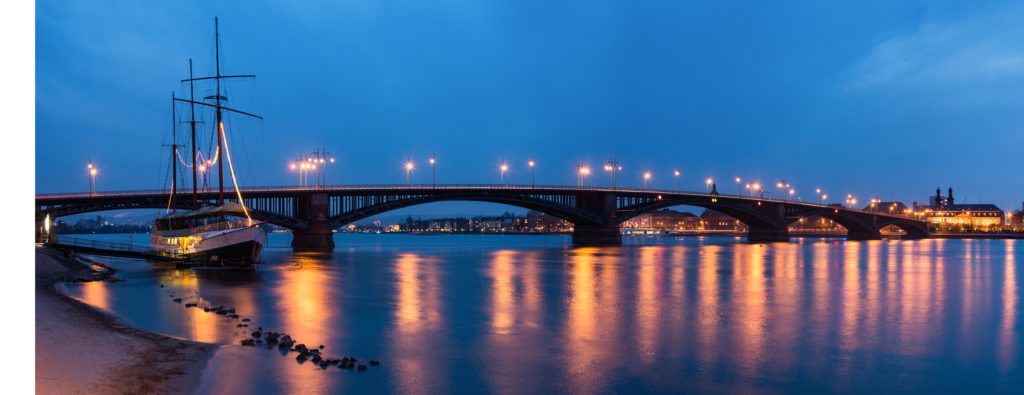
[151,225,266,267]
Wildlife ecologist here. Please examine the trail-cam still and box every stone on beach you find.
[369,360,380,366]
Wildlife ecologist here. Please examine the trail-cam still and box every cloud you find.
[847,4,1024,89]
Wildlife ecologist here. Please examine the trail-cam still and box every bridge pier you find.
[571,225,622,246]
[290,192,335,250]
[846,230,882,241]
[746,227,791,243]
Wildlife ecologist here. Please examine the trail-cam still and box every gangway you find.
[48,236,189,262]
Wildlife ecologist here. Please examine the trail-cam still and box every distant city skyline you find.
[37,1,1024,212]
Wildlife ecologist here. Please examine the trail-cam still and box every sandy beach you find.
[35,246,217,394]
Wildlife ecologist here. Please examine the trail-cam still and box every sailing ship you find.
[150,17,266,266]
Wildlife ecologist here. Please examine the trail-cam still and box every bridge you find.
[36,184,931,249]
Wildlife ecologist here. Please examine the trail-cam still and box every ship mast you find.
[188,59,197,208]
[215,17,224,206]
[177,17,261,207]
[167,92,179,215]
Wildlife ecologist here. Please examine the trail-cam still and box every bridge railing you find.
[36,184,921,220]
[51,236,186,259]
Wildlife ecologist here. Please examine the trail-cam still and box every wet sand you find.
[35,246,217,394]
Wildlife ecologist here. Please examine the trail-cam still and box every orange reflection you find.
[635,246,663,365]
[695,244,721,364]
[77,281,109,311]
[491,250,515,334]
[273,253,335,392]
[563,247,622,393]
[392,252,444,394]
[733,243,767,372]
[999,240,1017,371]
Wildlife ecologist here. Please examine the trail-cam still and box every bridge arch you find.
[614,197,779,230]
[327,195,604,229]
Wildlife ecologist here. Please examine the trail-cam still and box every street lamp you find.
[821,193,828,204]
[528,158,536,189]
[404,161,414,185]
[499,162,509,185]
[87,161,98,195]
[674,169,681,191]
[429,154,436,188]
[577,163,590,189]
[705,177,713,193]
[604,159,621,189]
[644,171,652,190]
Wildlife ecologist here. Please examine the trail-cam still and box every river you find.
[61,233,1024,393]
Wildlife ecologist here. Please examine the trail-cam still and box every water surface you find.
[62,234,1024,393]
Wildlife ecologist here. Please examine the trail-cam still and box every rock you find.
[159,284,164,287]
[357,364,367,372]
[241,318,251,322]
[185,302,197,308]
[341,357,350,365]
[369,360,380,366]
[203,307,211,312]
[319,345,325,349]
[228,314,239,319]
[172,298,182,303]
[319,360,329,368]
[311,355,322,363]
[252,331,262,338]
[240,339,256,346]
[227,307,236,314]
[294,344,308,353]
[296,354,307,362]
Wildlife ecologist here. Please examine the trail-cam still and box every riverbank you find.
[35,246,217,394]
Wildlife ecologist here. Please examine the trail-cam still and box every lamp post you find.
[499,162,508,185]
[604,159,621,189]
[705,177,713,193]
[577,163,590,189]
[644,171,652,190]
[429,154,436,188]
[751,182,763,198]
[405,161,414,185]
[528,159,536,189]
[674,169,681,191]
[87,161,98,195]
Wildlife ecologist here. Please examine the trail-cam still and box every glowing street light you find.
[499,162,509,185]
[528,158,536,189]
[674,169,681,191]
[86,160,98,195]
[644,171,653,190]
[577,163,591,189]
[705,177,713,193]
[821,193,828,204]
[429,154,437,188]
[404,161,414,185]
[604,159,621,189]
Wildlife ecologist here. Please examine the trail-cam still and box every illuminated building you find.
[913,186,1004,229]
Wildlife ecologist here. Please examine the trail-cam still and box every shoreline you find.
[35,246,218,394]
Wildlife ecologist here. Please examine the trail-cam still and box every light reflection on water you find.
[59,234,1024,394]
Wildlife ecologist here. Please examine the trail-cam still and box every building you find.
[913,186,1004,230]
[621,209,698,230]
[699,209,747,231]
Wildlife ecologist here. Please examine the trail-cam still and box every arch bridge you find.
[36,185,931,249]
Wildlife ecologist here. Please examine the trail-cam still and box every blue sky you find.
[36,1,1024,214]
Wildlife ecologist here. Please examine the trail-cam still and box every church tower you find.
[947,186,954,206]
[935,187,943,208]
